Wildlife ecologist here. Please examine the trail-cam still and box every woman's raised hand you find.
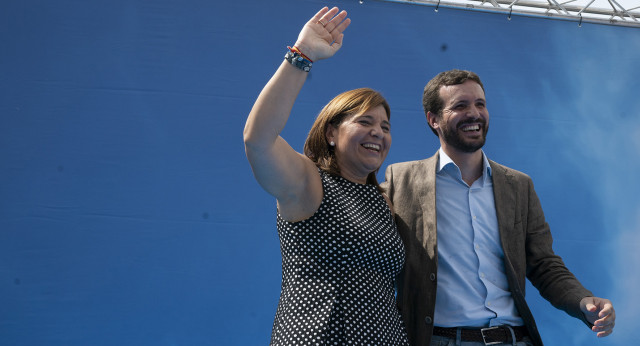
[293,7,351,62]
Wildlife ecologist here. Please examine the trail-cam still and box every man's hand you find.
[580,296,615,337]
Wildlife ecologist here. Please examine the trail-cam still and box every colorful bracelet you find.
[284,46,313,72]
[289,46,313,62]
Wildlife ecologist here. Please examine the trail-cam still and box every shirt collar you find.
[437,148,493,183]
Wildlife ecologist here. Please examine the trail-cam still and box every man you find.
[382,69,615,346]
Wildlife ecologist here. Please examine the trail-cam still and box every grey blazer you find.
[382,152,592,346]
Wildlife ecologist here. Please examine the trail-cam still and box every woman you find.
[243,7,408,345]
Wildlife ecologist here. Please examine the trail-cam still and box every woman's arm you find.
[243,7,350,220]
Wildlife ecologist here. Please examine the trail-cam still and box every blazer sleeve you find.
[522,175,594,327]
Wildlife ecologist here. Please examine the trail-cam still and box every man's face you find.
[431,80,488,153]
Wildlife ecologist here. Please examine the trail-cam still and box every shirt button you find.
[424,316,433,325]
[430,273,436,281]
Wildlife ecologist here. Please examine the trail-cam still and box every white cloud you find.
[549,28,640,345]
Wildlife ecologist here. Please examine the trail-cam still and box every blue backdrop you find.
[1,0,638,345]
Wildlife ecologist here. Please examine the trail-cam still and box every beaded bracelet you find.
[284,46,313,72]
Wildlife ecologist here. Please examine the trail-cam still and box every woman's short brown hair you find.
[304,88,390,191]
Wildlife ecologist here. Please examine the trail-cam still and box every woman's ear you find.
[325,124,336,145]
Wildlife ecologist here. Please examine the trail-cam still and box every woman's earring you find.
[329,141,335,146]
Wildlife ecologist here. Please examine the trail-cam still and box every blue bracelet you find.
[284,50,313,72]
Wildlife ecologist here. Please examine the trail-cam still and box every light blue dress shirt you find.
[434,148,523,327]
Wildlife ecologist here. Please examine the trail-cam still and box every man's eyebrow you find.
[450,97,485,104]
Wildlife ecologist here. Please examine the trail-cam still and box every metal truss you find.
[379,0,640,28]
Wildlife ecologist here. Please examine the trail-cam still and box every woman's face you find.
[327,104,391,183]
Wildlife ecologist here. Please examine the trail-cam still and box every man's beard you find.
[441,119,488,153]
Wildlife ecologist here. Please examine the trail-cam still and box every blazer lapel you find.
[491,160,517,255]
[419,153,439,256]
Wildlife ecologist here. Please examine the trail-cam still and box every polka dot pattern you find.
[271,170,409,345]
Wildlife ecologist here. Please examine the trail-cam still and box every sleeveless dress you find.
[271,170,409,345]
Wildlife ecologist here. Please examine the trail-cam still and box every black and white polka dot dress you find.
[271,170,409,345]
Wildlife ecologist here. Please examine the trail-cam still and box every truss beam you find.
[380,0,640,27]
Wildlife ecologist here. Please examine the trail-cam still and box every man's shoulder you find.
[387,158,429,170]
[488,159,532,182]
[386,154,438,173]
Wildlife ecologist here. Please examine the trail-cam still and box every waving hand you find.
[293,7,351,62]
